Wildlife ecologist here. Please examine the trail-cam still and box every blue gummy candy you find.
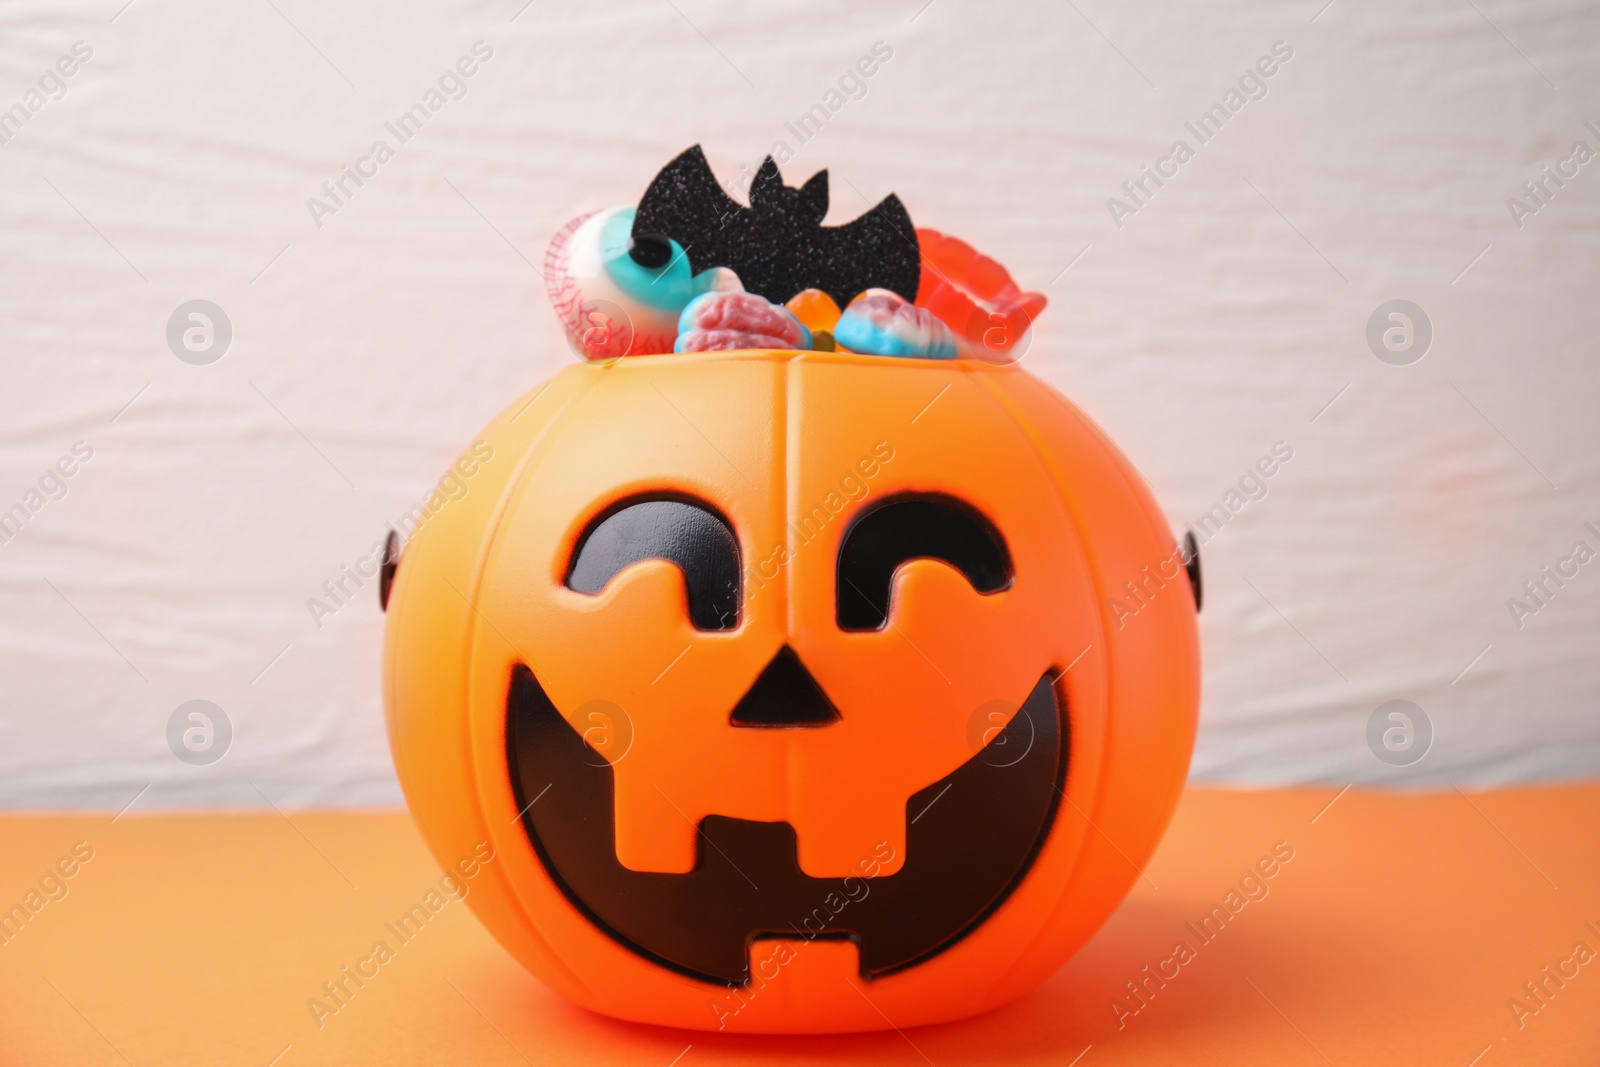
[834,308,957,360]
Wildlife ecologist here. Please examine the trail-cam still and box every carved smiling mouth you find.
[506,666,1066,986]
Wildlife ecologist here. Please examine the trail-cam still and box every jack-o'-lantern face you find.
[383,349,1199,1033]
[509,487,1060,986]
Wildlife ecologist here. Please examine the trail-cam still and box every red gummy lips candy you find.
[914,228,1047,361]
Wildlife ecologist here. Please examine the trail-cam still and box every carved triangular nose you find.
[730,647,840,728]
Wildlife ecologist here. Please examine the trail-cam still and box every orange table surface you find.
[2,785,1597,1066]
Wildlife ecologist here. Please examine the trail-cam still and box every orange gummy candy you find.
[785,289,843,334]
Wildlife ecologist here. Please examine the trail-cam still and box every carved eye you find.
[566,497,741,630]
[835,494,1012,630]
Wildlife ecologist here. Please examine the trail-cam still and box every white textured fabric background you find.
[2,0,1596,809]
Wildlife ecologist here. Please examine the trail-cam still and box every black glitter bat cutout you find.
[629,145,921,308]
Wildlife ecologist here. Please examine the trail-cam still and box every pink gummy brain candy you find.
[676,291,810,353]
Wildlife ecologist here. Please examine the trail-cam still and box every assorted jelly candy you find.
[544,152,1050,363]
[785,288,843,334]
[834,289,957,360]
[675,291,812,353]
[914,227,1046,360]
[546,206,738,358]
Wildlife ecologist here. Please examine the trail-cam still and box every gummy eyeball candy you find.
[833,289,958,359]
[675,291,811,353]
[546,206,736,358]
